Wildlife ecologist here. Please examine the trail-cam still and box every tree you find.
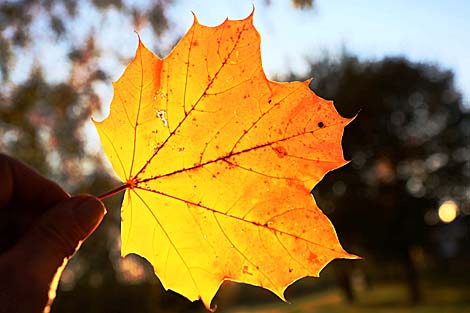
[304,56,470,302]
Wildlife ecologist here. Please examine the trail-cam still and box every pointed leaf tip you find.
[191,11,199,25]
[248,5,256,21]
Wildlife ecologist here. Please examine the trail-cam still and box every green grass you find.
[226,281,470,313]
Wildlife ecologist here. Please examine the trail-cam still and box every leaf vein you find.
[133,189,201,294]
[133,22,249,179]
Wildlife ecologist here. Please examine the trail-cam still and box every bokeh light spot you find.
[438,200,459,223]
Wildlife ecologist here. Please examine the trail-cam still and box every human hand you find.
[0,154,105,313]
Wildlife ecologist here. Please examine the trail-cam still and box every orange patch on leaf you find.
[308,251,318,263]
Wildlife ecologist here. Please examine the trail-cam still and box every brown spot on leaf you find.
[242,265,253,275]
[273,146,288,158]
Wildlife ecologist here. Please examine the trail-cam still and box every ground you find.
[227,279,470,313]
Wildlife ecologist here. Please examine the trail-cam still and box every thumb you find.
[14,195,105,282]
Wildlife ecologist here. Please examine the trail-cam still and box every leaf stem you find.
[98,184,130,200]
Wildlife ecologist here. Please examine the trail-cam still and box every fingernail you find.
[71,196,105,235]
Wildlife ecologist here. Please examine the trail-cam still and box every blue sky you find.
[14,1,470,109]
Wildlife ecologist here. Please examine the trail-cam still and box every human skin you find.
[0,154,105,313]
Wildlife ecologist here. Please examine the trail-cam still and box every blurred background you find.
[1,0,469,312]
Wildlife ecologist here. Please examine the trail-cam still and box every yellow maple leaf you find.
[94,12,357,310]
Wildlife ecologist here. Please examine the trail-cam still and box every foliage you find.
[95,14,354,309]
[308,55,469,251]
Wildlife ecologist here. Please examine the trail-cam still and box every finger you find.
[0,154,68,211]
[12,195,105,278]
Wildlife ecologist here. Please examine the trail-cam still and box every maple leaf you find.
[94,12,357,310]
